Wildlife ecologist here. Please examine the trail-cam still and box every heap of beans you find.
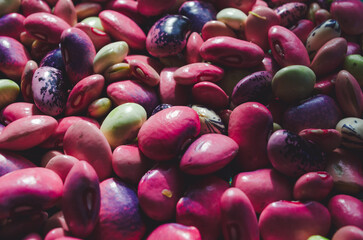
[0,0,363,239]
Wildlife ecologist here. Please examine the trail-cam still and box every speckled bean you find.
[336,117,363,149]
[39,48,65,71]
[274,2,307,27]
[298,128,341,152]
[191,104,226,135]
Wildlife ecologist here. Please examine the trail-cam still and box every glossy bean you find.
[105,0,146,25]
[45,154,79,182]
[75,2,102,20]
[332,225,363,240]
[21,0,51,17]
[343,54,363,87]
[191,104,226,135]
[179,1,216,33]
[192,81,229,109]
[138,0,177,16]
[93,41,128,74]
[0,79,19,109]
[53,0,77,26]
[39,48,65,72]
[87,97,112,118]
[74,22,112,51]
[330,0,363,35]
[0,150,35,177]
[173,62,224,85]
[201,20,237,41]
[215,0,256,15]
[146,223,201,240]
[103,62,131,83]
[289,19,315,44]
[0,102,41,125]
[185,32,203,64]
[0,13,25,40]
[336,117,363,149]
[129,59,160,87]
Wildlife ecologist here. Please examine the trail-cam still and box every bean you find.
[147,223,201,240]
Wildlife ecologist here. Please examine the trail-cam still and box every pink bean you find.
[0,102,41,125]
[129,59,160,87]
[0,150,36,177]
[147,223,201,240]
[192,81,229,109]
[138,0,177,16]
[74,22,112,51]
[185,32,204,64]
[21,0,51,17]
[105,0,146,25]
[45,154,79,182]
[173,62,224,85]
[330,0,363,35]
[53,0,77,26]
[332,225,363,240]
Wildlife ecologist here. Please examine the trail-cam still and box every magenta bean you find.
[220,188,259,240]
[53,0,76,26]
[146,14,191,58]
[21,0,51,17]
[283,94,342,133]
[40,116,99,149]
[45,154,79,182]
[138,106,200,161]
[268,25,310,67]
[330,0,363,35]
[245,6,280,51]
[129,59,160,87]
[185,32,203,64]
[124,55,164,74]
[335,70,363,118]
[0,102,41,125]
[112,144,153,185]
[293,171,333,201]
[192,82,229,109]
[310,37,347,77]
[74,22,112,51]
[23,12,71,44]
[138,0,177,16]
[200,36,264,68]
[259,200,331,240]
[61,27,96,85]
[62,161,100,238]
[232,168,292,213]
[44,228,68,240]
[63,120,112,180]
[332,225,363,240]
[105,0,146,25]
[75,2,102,20]
[231,71,272,107]
[298,128,342,152]
[173,63,224,85]
[94,178,146,240]
[159,67,191,106]
[179,133,238,175]
[268,129,326,177]
[0,36,30,80]
[228,102,273,171]
[65,74,104,115]
[138,163,184,221]
[313,74,336,96]
[201,20,237,41]
[32,66,68,116]
[325,148,363,194]
[99,10,146,50]
[347,42,362,56]
[22,233,42,240]
[147,223,201,240]
[216,0,256,14]
[329,194,363,229]
[176,176,229,240]
[0,115,57,151]
[289,19,315,44]
[178,1,216,33]
[107,80,159,115]
[275,2,307,27]
[0,150,35,177]
[0,13,25,40]
[41,150,64,167]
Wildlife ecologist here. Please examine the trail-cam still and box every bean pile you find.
[0,0,363,239]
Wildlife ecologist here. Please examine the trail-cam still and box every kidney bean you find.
[125,54,164,74]
[332,225,363,240]
[74,22,111,51]
[129,59,160,87]
[21,0,51,17]
[138,0,177,16]
[289,19,314,44]
[201,20,237,41]
[336,117,363,150]
[192,81,229,109]
[344,54,363,87]
[298,128,341,152]
[105,0,146,25]
[0,102,41,125]
[87,97,112,118]
[293,171,333,201]
[275,2,307,27]
[147,223,201,240]
[39,48,65,71]
[185,32,203,64]
[0,13,25,40]
[330,0,363,35]
[93,41,128,74]
[215,0,256,14]
[45,154,79,182]
[53,0,76,26]
[173,62,224,85]
[75,2,102,20]
[0,150,35,177]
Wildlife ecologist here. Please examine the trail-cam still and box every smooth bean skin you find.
[275,2,307,27]
[105,0,146,25]
[268,26,310,67]
[0,167,63,219]
[191,104,226,135]
[0,102,41,125]
[0,115,57,151]
[0,79,19,109]
[74,22,111,51]
[112,144,153,185]
[0,150,35,177]
[259,200,331,240]
[216,8,246,31]
[146,223,201,240]
[192,81,229,109]
[53,0,77,26]
[93,178,146,240]
[215,0,256,14]
[290,19,315,44]
[93,41,128,74]
[99,10,146,50]
[138,163,184,221]
[107,80,159,116]
[39,48,65,72]
[185,32,203,64]
[0,13,25,40]
[103,62,131,83]
[138,106,200,161]
[335,70,363,118]
[220,188,259,240]
[293,171,333,201]
[200,36,264,68]
[62,161,100,238]
[201,20,237,41]
[232,168,292,213]
[63,120,112,180]
[61,27,96,85]
[23,12,71,44]
[228,102,273,171]
[336,117,363,149]
[298,128,341,152]
[180,133,238,175]
[310,37,347,77]
[176,176,229,240]
[283,94,342,133]
[40,116,99,149]
[138,0,177,16]
[21,0,51,17]
[343,54,363,87]
[245,7,280,51]
[129,59,160,87]
[330,0,363,35]
[346,42,362,56]
[124,54,164,74]
[32,66,68,116]
[75,2,102,20]
[231,71,272,107]
[332,225,363,240]
[87,97,112,118]
[173,63,224,85]
[100,103,147,149]
[45,154,79,182]
[146,14,191,57]
[65,74,104,116]
[328,194,363,229]
[179,1,216,33]
[0,36,30,80]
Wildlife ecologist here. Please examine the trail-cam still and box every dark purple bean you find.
[0,150,35,177]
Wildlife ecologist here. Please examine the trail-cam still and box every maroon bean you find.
[289,19,314,44]
[330,0,363,35]
[21,0,51,17]
[104,0,146,25]
[138,0,177,16]
[53,0,77,26]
